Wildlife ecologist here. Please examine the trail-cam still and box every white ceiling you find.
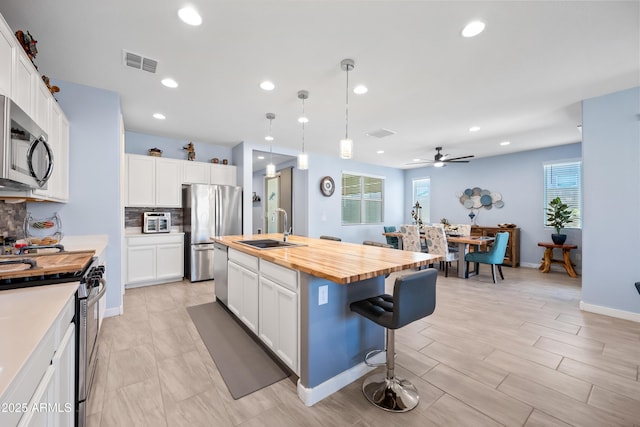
[2,1,638,169]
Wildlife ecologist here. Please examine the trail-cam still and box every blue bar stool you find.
[349,268,437,412]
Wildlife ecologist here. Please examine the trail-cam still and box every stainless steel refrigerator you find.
[183,184,242,282]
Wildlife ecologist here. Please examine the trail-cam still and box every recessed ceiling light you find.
[469,126,481,132]
[462,20,485,38]
[153,113,166,120]
[265,135,274,141]
[178,7,202,26]
[257,156,265,160]
[260,81,275,91]
[500,141,510,146]
[412,158,421,162]
[376,150,384,154]
[297,116,309,124]
[354,85,368,95]
[161,78,178,88]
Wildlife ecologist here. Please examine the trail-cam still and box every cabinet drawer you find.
[229,248,258,272]
[127,234,184,246]
[260,260,298,292]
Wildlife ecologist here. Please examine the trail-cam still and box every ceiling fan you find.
[410,146,474,167]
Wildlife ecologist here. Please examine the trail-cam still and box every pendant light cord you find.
[344,65,350,140]
[302,98,306,153]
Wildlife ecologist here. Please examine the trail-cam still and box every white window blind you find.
[342,173,384,224]
[412,178,431,224]
[543,160,581,228]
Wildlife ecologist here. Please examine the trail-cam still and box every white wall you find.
[404,143,583,268]
[582,86,640,317]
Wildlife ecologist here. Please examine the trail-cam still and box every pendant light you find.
[265,113,276,177]
[339,58,354,159]
[297,90,309,170]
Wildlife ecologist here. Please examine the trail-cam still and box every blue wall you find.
[404,144,583,268]
[125,131,233,165]
[582,86,640,315]
[27,80,123,312]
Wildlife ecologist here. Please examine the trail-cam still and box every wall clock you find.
[320,176,335,197]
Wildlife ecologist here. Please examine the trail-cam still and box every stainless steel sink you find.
[235,239,306,249]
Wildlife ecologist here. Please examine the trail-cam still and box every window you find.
[412,178,431,225]
[543,160,581,228]
[342,173,384,224]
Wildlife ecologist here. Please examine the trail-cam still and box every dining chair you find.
[455,224,471,236]
[383,226,399,249]
[464,232,509,283]
[320,235,342,241]
[423,225,459,277]
[363,240,394,248]
[399,225,423,253]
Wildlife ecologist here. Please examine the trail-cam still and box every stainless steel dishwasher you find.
[213,243,229,305]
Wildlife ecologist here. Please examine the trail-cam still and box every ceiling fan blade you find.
[445,160,470,163]
[444,155,474,161]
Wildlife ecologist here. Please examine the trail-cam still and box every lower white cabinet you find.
[126,234,184,287]
[2,293,75,427]
[228,250,259,333]
[225,248,299,373]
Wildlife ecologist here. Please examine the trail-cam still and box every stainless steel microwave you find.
[0,95,53,190]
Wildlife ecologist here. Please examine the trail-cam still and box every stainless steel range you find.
[0,249,106,427]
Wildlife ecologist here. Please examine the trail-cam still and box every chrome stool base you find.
[362,372,419,412]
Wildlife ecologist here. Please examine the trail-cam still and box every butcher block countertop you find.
[214,234,442,284]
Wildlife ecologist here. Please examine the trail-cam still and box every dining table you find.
[446,235,495,278]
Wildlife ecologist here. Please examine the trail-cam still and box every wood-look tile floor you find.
[89,266,640,427]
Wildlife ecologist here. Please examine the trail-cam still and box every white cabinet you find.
[155,158,182,207]
[126,154,155,206]
[126,233,184,287]
[259,260,298,373]
[33,101,69,201]
[2,293,75,427]
[183,161,210,184]
[0,21,14,97]
[228,249,259,333]
[125,154,182,207]
[13,53,34,115]
[210,163,236,186]
[34,80,50,133]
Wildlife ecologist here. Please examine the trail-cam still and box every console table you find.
[537,242,578,278]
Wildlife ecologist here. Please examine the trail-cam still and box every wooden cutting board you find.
[0,250,95,279]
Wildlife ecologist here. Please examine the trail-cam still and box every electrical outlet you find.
[318,285,328,305]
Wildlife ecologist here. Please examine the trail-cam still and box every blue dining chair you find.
[383,226,399,249]
[464,232,509,283]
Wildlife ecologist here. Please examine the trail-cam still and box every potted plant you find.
[546,197,576,245]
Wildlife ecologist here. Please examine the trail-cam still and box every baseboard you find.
[104,305,123,318]
[296,352,385,406]
[520,262,540,269]
[580,301,640,323]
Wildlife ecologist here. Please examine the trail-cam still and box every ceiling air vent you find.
[365,128,396,138]
[123,50,158,74]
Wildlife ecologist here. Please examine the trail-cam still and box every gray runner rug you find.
[187,301,290,399]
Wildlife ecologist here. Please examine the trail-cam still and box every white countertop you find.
[60,234,108,255]
[0,282,79,400]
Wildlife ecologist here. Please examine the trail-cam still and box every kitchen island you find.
[213,234,441,406]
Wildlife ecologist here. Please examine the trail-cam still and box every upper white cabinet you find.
[210,163,236,186]
[0,14,70,203]
[32,101,69,201]
[125,154,182,207]
[0,22,13,96]
[13,53,34,115]
[183,161,210,184]
[125,153,237,207]
[155,158,182,207]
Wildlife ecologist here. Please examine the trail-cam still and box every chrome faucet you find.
[275,208,289,242]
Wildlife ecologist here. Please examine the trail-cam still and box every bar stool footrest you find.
[364,349,396,367]
[362,372,419,412]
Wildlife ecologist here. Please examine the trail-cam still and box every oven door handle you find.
[87,278,107,307]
